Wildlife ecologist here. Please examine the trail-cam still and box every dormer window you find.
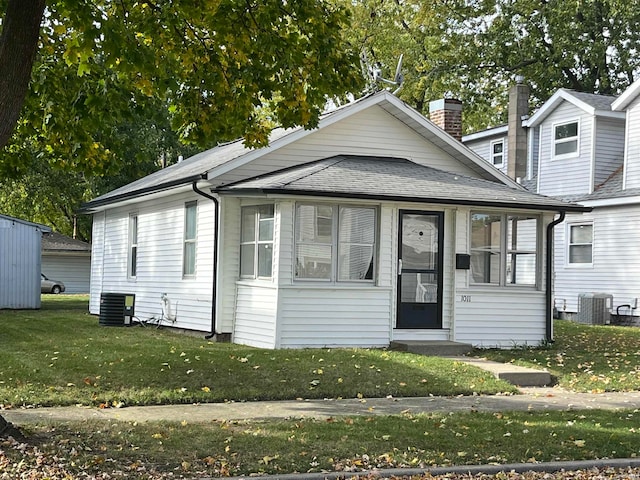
[553,121,579,157]
[490,140,504,166]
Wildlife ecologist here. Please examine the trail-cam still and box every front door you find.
[396,211,443,329]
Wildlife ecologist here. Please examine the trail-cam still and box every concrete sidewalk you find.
[3,386,640,425]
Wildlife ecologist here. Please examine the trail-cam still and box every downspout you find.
[545,211,565,343]
[192,178,219,339]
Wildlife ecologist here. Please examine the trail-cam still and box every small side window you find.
[183,202,197,276]
[568,223,593,265]
[553,121,579,157]
[240,205,274,279]
[490,140,504,166]
[128,214,138,278]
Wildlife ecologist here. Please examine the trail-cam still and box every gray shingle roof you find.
[218,155,588,212]
[560,167,640,203]
[42,232,91,253]
[567,90,618,111]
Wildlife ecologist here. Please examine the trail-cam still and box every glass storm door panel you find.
[396,211,443,329]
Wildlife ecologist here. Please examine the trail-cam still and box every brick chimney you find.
[507,77,530,181]
[429,98,463,141]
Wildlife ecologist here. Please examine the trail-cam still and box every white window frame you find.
[128,214,138,279]
[183,201,197,277]
[566,222,593,267]
[470,211,541,288]
[490,139,505,167]
[552,119,580,159]
[294,203,377,283]
[240,204,275,280]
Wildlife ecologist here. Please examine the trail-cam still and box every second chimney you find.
[507,78,530,181]
[429,98,463,141]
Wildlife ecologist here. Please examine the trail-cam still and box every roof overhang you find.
[461,125,508,143]
[80,176,203,213]
[216,155,590,214]
[0,214,51,232]
[612,78,640,111]
[526,89,624,127]
[81,91,526,213]
[217,188,590,213]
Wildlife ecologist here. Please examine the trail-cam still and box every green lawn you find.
[0,295,514,408]
[476,320,640,392]
[3,296,640,478]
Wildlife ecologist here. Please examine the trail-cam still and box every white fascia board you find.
[83,184,197,213]
[461,125,508,142]
[205,92,390,181]
[581,195,640,207]
[612,78,640,111]
[528,89,596,127]
[594,110,626,120]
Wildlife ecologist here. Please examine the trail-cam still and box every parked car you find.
[41,273,65,294]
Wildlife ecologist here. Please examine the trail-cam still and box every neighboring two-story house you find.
[462,79,640,319]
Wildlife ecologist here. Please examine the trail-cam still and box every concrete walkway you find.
[3,386,640,425]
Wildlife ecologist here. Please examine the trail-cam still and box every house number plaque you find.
[461,295,472,302]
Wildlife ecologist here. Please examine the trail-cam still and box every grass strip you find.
[4,409,640,478]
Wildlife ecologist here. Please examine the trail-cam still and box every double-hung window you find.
[183,202,197,276]
[128,214,138,278]
[553,121,579,157]
[490,139,504,166]
[295,204,376,282]
[470,212,539,286]
[240,205,274,279]
[568,223,593,265]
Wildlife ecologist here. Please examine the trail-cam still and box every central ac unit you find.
[576,293,612,325]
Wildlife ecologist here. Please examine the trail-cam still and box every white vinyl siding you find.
[212,106,481,186]
[278,287,391,348]
[233,283,279,348]
[89,211,106,313]
[89,192,215,332]
[464,136,508,175]
[593,117,625,187]
[538,103,593,196]
[454,289,546,347]
[623,96,640,189]
[554,207,640,314]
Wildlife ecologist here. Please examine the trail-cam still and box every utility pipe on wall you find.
[545,211,566,343]
[192,178,219,340]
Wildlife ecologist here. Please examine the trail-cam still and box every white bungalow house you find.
[82,91,587,348]
[463,81,640,320]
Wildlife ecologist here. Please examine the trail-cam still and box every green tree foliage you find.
[0,0,363,176]
[348,0,640,131]
[0,0,363,237]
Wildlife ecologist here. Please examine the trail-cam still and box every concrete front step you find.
[389,340,473,357]
[450,356,553,387]
[389,340,553,387]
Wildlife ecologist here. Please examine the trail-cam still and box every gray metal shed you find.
[0,215,51,309]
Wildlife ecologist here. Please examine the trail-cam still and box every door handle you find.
[398,258,402,275]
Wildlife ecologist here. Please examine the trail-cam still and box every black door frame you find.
[396,210,444,329]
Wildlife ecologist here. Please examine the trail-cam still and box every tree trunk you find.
[0,0,46,149]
